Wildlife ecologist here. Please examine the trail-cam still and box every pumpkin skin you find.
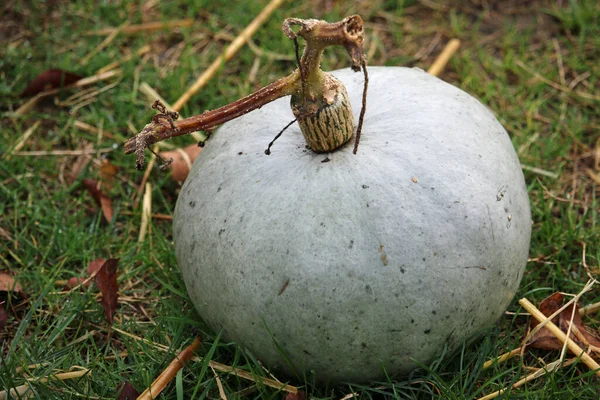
[174,67,531,383]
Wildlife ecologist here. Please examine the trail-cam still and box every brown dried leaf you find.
[21,69,84,97]
[285,391,306,400]
[82,179,114,222]
[0,272,23,294]
[99,158,119,189]
[67,142,94,185]
[528,292,600,352]
[0,304,7,331]
[116,381,140,400]
[529,292,563,350]
[86,258,107,275]
[90,258,119,324]
[159,144,202,183]
[559,303,600,349]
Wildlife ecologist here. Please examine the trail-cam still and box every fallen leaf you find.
[0,272,23,294]
[63,277,91,291]
[62,258,106,291]
[99,158,119,189]
[559,303,600,349]
[82,179,114,222]
[0,305,7,330]
[159,144,202,183]
[528,292,600,353]
[117,381,140,400]
[67,142,94,185]
[285,390,306,400]
[528,292,563,351]
[21,69,84,97]
[86,258,107,275]
[0,272,27,332]
[90,258,119,324]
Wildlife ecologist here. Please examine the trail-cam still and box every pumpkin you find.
[173,66,531,383]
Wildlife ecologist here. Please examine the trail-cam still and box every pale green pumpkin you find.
[174,66,531,383]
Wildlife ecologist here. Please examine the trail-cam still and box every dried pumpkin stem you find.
[125,15,367,169]
[353,59,369,154]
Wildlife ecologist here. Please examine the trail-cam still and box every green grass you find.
[1,0,599,398]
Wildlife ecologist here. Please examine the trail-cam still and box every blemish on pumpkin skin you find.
[278,279,290,295]
[378,245,389,266]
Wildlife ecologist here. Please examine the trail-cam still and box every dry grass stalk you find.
[482,279,600,378]
[7,121,41,159]
[552,38,566,86]
[133,145,158,208]
[413,32,443,61]
[13,69,121,116]
[171,0,285,111]
[96,44,151,74]
[138,183,152,243]
[80,22,128,65]
[138,337,201,400]
[523,280,595,344]
[246,37,294,61]
[211,366,229,400]
[197,358,298,394]
[516,60,600,102]
[519,297,600,375]
[109,324,298,395]
[111,327,170,351]
[87,19,194,36]
[478,359,562,400]
[520,164,559,179]
[580,301,600,316]
[0,368,90,400]
[119,211,173,220]
[73,120,116,139]
[585,169,600,185]
[427,38,460,77]
[482,346,523,370]
[57,79,121,108]
[12,148,113,156]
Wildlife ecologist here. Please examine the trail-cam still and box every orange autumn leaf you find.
[82,179,114,222]
[99,158,119,189]
[159,144,202,183]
